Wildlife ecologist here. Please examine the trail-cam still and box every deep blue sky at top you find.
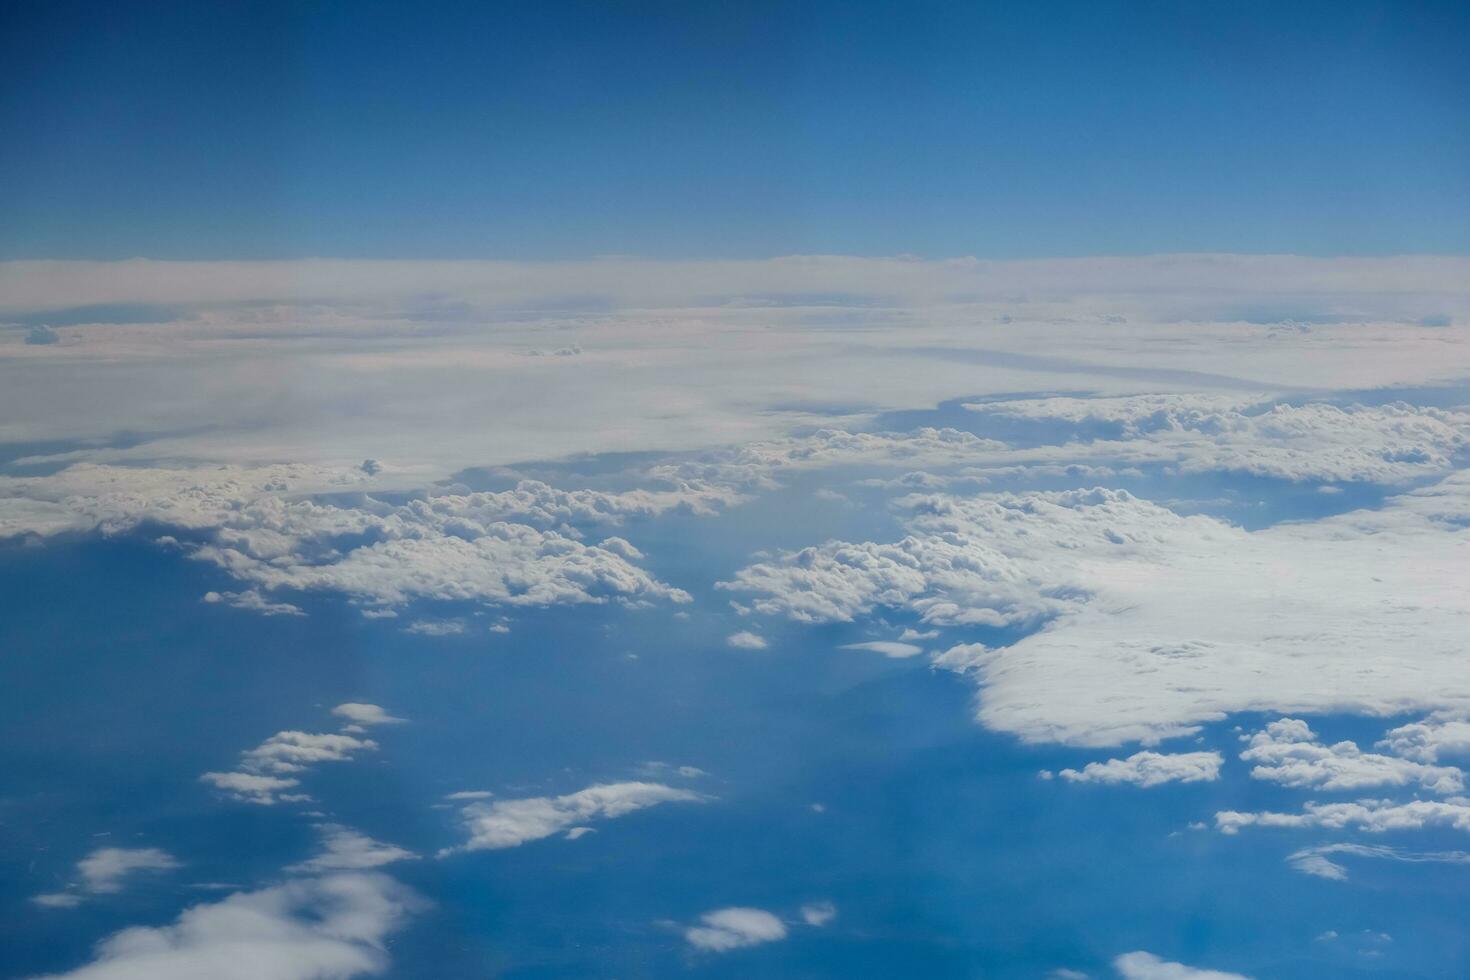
[2,0,1467,260]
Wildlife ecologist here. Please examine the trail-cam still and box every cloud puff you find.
[1285,842,1470,881]
[1058,751,1222,788]
[1216,798,1470,835]
[684,907,788,952]
[444,782,707,853]
[1113,951,1250,979]
[33,848,180,909]
[199,771,307,806]
[286,826,417,874]
[240,732,378,775]
[799,901,837,927]
[202,589,305,617]
[1240,719,1462,794]
[330,704,405,727]
[726,631,768,650]
[203,710,397,805]
[1378,712,1470,763]
[28,873,424,980]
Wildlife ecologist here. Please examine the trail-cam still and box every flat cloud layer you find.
[3,255,1469,476]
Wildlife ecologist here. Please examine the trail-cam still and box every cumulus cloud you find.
[1216,798,1470,835]
[966,396,1470,485]
[27,873,424,980]
[202,589,304,617]
[203,709,398,805]
[1113,951,1250,979]
[33,848,180,909]
[240,732,379,775]
[286,826,417,874]
[726,631,768,650]
[1378,712,1470,763]
[199,771,307,806]
[0,467,697,616]
[1240,719,1463,794]
[1058,751,1222,788]
[444,782,707,853]
[730,474,1470,746]
[684,907,788,952]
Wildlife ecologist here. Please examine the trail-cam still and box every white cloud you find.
[442,790,493,801]
[1217,798,1470,835]
[730,474,1470,746]
[27,873,424,980]
[32,847,180,909]
[402,619,466,636]
[799,901,837,927]
[1059,751,1222,788]
[839,640,924,659]
[202,589,304,617]
[1285,842,1470,881]
[1113,951,1250,979]
[684,907,788,952]
[966,396,1470,485]
[444,782,707,853]
[76,848,181,893]
[1240,719,1462,794]
[287,826,417,874]
[726,631,768,650]
[330,704,405,727]
[1378,712,1470,763]
[199,771,306,806]
[240,732,378,775]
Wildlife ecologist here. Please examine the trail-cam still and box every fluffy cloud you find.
[732,474,1470,746]
[1240,719,1463,794]
[199,771,307,806]
[684,907,788,952]
[1058,751,1222,788]
[27,873,424,980]
[726,631,768,650]
[202,589,304,617]
[799,901,837,927]
[203,708,400,805]
[287,827,417,874]
[1284,842,1470,881]
[33,848,180,909]
[444,782,707,853]
[1113,951,1250,979]
[1378,712,1470,763]
[1216,798,1470,835]
[0,467,696,617]
[240,732,379,775]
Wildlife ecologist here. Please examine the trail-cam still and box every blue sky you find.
[3,0,1468,259]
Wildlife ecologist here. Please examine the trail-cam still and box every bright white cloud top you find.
[444,782,708,853]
